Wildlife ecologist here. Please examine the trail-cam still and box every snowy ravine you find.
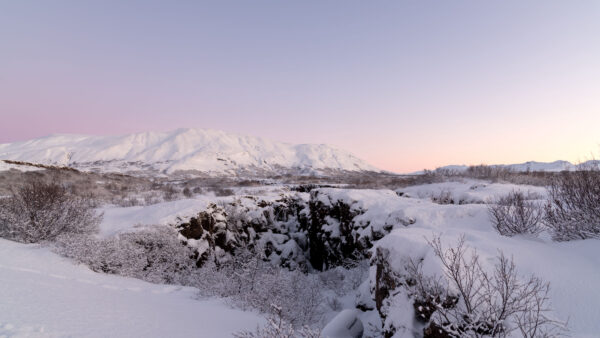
[0,238,264,338]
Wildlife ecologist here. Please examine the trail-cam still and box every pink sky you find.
[1,1,599,173]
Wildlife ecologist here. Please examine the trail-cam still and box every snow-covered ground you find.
[0,238,264,338]
[398,179,547,204]
[357,181,600,337]
[98,198,213,237]
[2,179,599,337]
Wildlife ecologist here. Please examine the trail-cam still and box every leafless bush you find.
[431,189,454,205]
[234,304,321,338]
[162,184,179,201]
[143,192,162,205]
[465,165,513,181]
[488,191,544,237]
[208,186,236,197]
[422,235,567,337]
[54,226,199,284]
[182,187,193,198]
[318,259,369,297]
[0,178,101,243]
[112,196,142,207]
[203,247,324,327]
[544,170,600,241]
[59,228,326,328]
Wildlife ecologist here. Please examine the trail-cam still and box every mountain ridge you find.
[416,159,600,174]
[0,128,379,176]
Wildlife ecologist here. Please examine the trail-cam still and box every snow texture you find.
[0,238,264,338]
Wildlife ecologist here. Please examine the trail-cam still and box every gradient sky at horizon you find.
[1,1,599,173]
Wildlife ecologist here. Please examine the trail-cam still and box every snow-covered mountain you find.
[0,128,378,175]
[430,160,599,173]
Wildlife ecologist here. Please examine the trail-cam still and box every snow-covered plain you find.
[398,180,547,204]
[0,238,264,338]
[0,128,378,175]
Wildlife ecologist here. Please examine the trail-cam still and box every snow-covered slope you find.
[310,183,599,336]
[0,128,378,175]
[0,238,264,338]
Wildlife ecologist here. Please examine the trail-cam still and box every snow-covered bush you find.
[0,178,101,243]
[234,305,321,338]
[56,226,327,328]
[318,259,369,297]
[431,189,454,205]
[202,246,324,327]
[465,165,513,181]
[161,184,179,201]
[55,226,199,284]
[545,170,600,241]
[420,236,566,337]
[372,235,566,337]
[488,191,544,237]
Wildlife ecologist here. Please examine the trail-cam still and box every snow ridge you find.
[0,128,378,175]
[423,160,600,174]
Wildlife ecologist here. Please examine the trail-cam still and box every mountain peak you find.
[0,128,378,176]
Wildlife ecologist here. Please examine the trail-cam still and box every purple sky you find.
[1,1,599,172]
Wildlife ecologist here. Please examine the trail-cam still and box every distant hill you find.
[0,128,379,176]
[423,160,600,174]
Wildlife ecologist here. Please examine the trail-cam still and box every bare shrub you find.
[59,230,325,328]
[182,187,193,198]
[319,259,369,297]
[162,184,179,201]
[422,235,567,337]
[112,196,142,207]
[55,226,199,284]
[143,192,161,205]
[208,186,235,197]
[234,304,321,338]
[545,170,600,241]
[465,164,513,181]
[0,178,101,243]
[431,189,454,205]
[488,191,544,237]
[203,247,324,327]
